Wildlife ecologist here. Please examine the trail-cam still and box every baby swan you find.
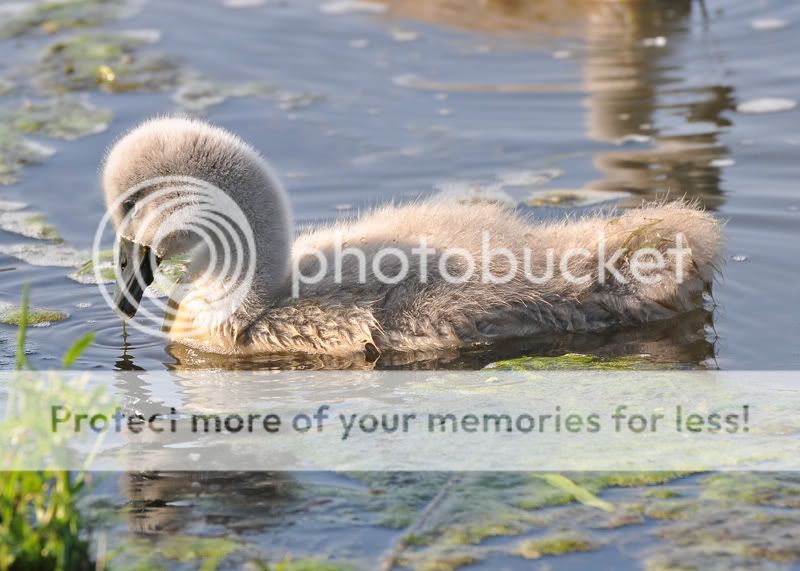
[102,117,722,361]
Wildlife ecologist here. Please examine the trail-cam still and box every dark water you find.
[1,0,799,568]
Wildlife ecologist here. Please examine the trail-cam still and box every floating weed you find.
[399,549,482,571]
[0,124,56,186]
[36,31,181,93]
[702,473,800,508]
[514,532,597,559]
[643,498,698,520]
[10,97,112,140]
[0,97,110,185]
[173,79,275,112]
[271,559,355,571]
[107,536,241,571]
[0,0,136,40]
[0,243,88,267]
[0,300,68,326]
[435,182,517,208]
[69,249,114,284]
[588,472,691,488]
[485,352,654,371]
[652,507,800,566]
[526,188,629,208]
[0,210,61,240]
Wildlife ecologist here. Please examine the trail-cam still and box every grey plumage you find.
[102,117,723,361]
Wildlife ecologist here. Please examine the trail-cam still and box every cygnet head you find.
[101,117,292,319]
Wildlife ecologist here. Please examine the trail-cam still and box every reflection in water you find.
[582,1,733,208]
[120,472,295,535]
[385,0,733,208]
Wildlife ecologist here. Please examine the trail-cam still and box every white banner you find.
[1,370,797,471]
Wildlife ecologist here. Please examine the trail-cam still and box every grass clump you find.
[1,287,104,569]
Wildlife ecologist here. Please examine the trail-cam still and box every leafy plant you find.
[0,286,104,570]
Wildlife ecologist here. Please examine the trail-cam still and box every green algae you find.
[0,211,61,240]
[0,243,87,267]
[410,553,481,571]
[10,98,111,140]
[702,473,800,508]
[652,507,800,566]
[173,79,275,112]
[108,536,240,571]
[69,251,187,289]
[0,97,110,185]
[0,124,55,186]
[644,498,698,520]
[69,250,115,284]
[588,472,692,488]
[485,352,654,371]
[526,189,629,208]
[0,302,68,326]
[36,31,181,93]
[271,560,354,571]
[514,532,597,559]
[0,0,133,40]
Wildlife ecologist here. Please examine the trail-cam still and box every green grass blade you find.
[15,285,29,371]
[62,332,96,368]
[538,474,614,512]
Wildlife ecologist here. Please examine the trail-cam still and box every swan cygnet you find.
[102,117,723,361]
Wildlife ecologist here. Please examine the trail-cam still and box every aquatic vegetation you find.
[108,536,241,571]
[173,79,275,112]
[434,182,516,208]
[0,124,55,186]
[485,353,653,371]
[652,507,800,566]
[0,97,110,185]
[10,98,111,140]
[0,289,103,569]
[35,31,181,93]
[526,189,629,208]
[514,532,597,559]
[271,559,355,571]
[0,301,69,326]
[702,473,800,508]
[68,250,114,284]
[0,243,88,268]
[0,0,135,40]
[643,498,698,520]
[0,211,61,240]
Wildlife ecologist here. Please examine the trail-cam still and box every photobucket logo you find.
[93,175,256,339]
[292,230,691,295]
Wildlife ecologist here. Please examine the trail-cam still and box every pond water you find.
[1,0,799,568]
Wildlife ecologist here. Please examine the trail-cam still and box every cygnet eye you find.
[120,251,128,270]
[122,199,135,215]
